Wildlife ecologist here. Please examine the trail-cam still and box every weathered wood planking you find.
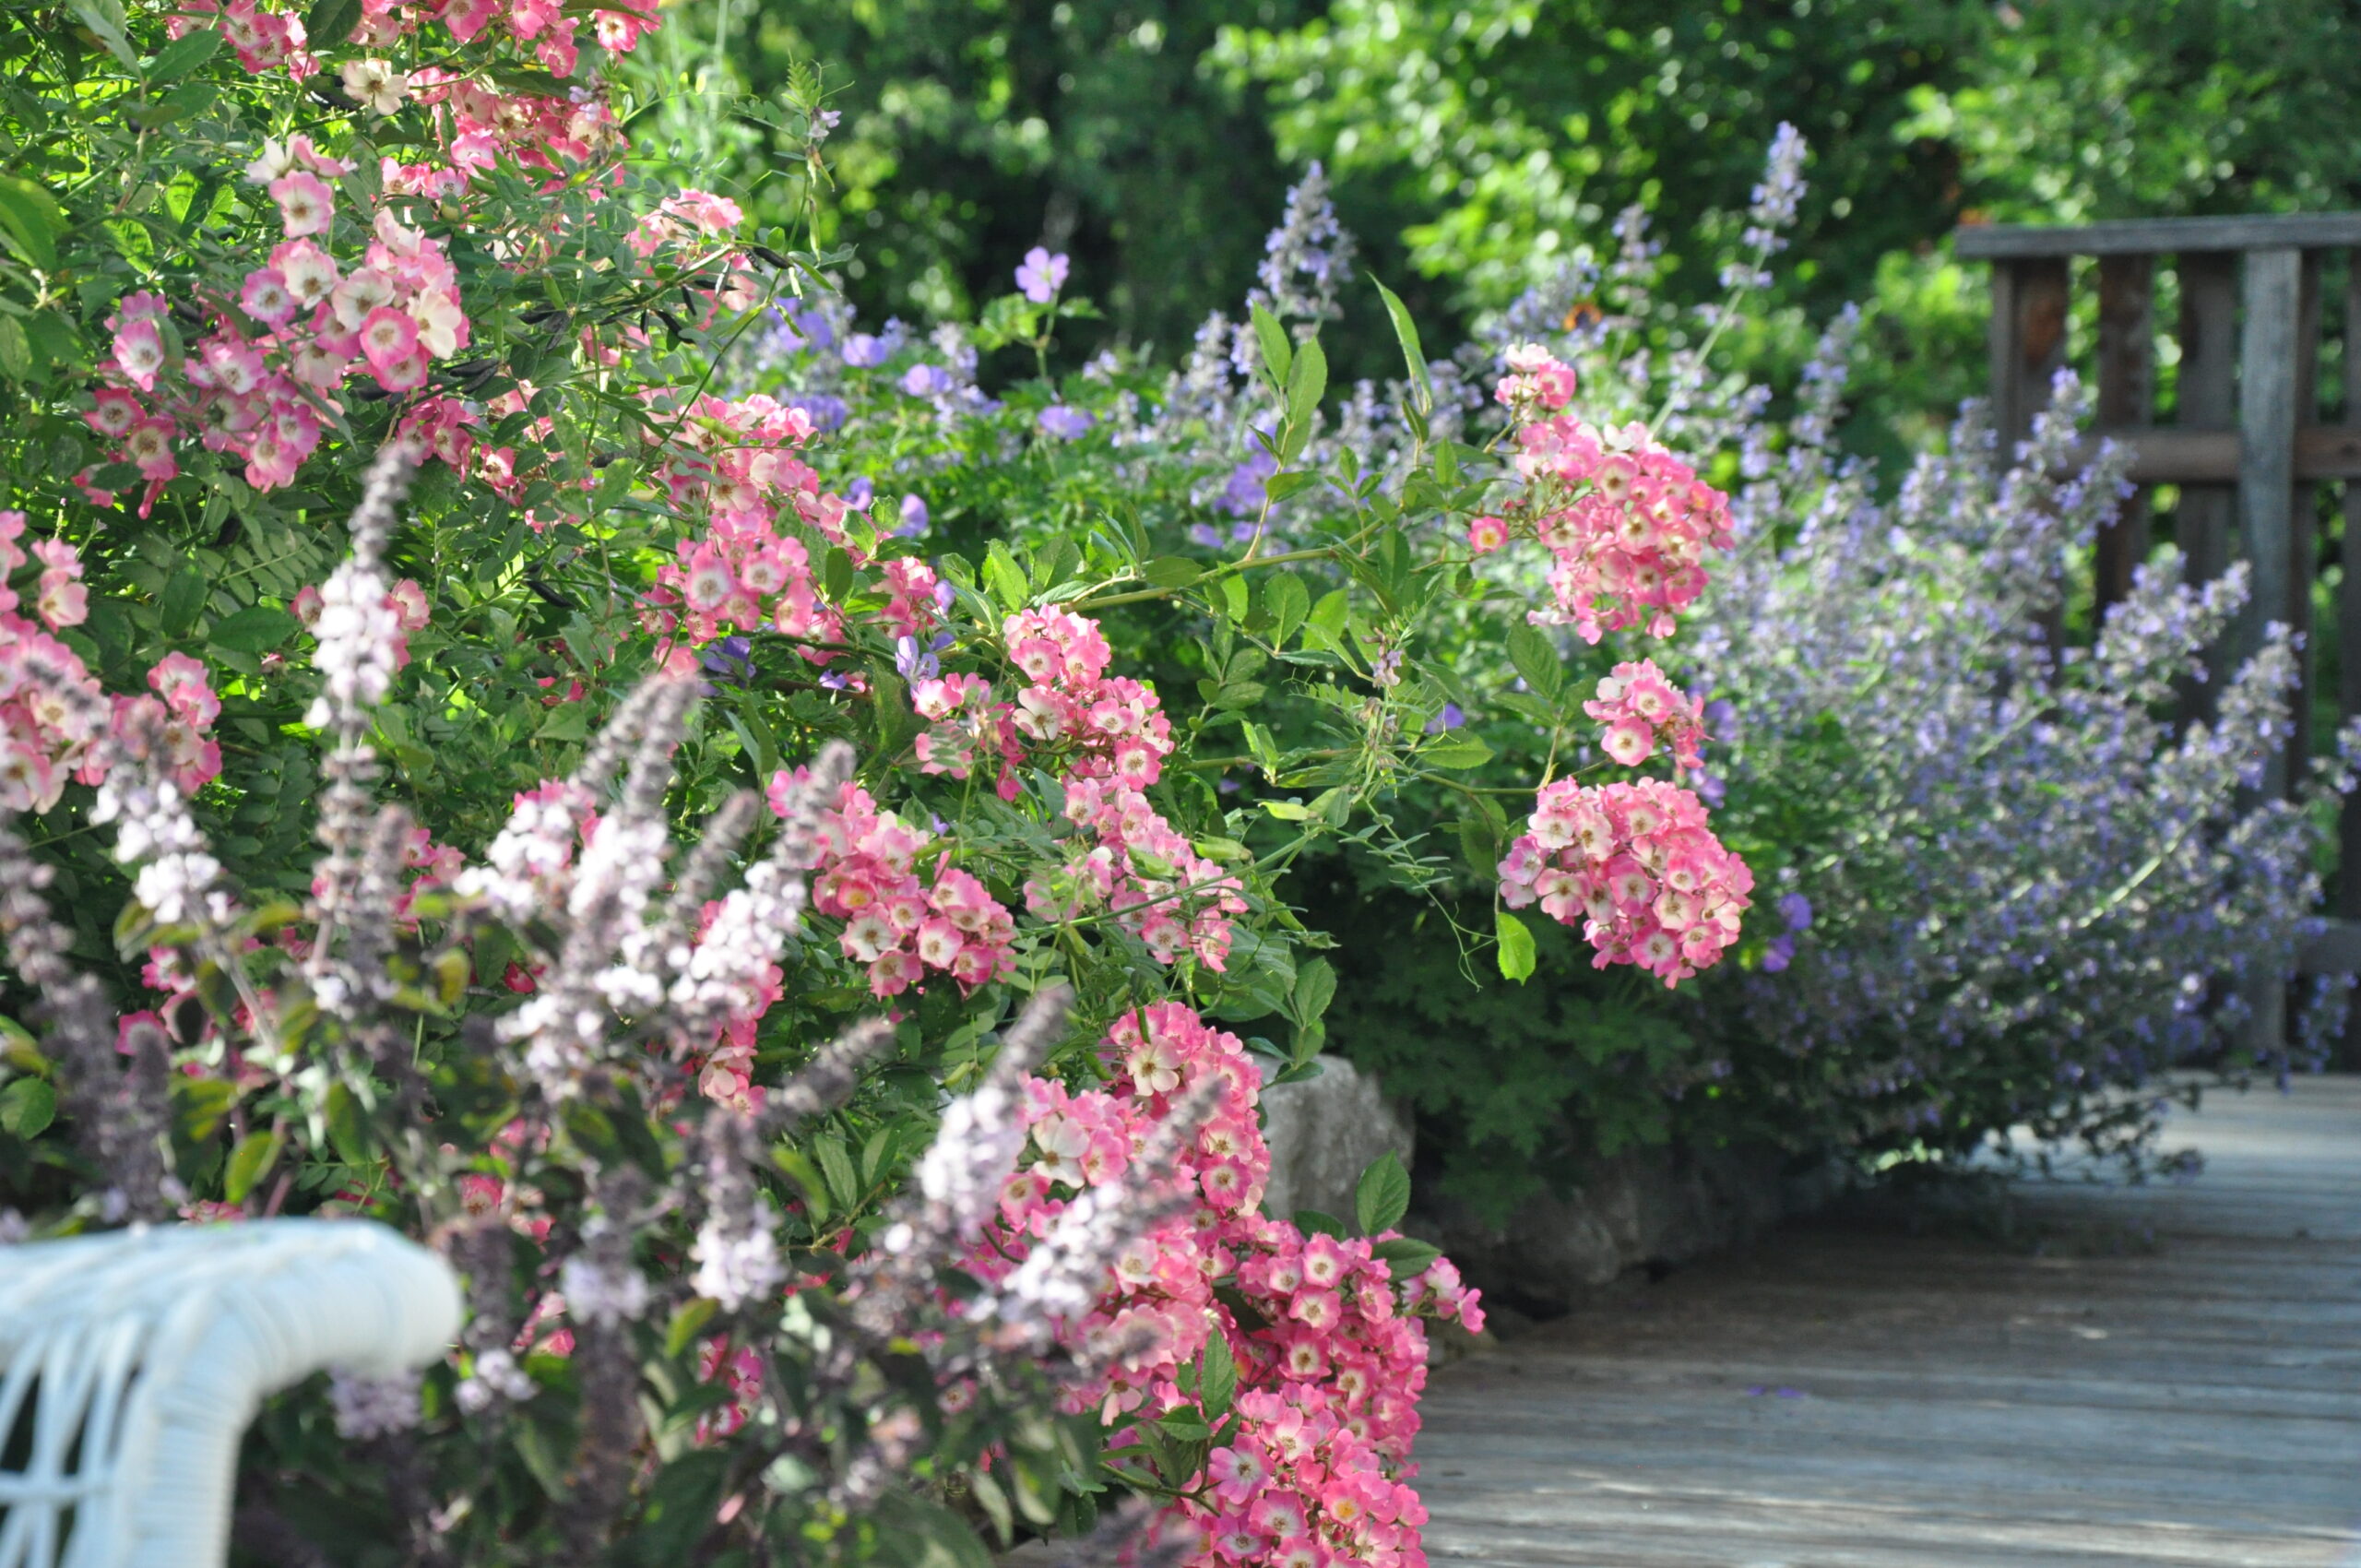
[1413,1075,2361,1567]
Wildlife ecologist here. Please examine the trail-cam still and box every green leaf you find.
[207,605,298,654]
[1370,1235,1443,1277]
[1265,572,1311,648]
[1197,1328,1237,1419]
[158,568,208,639]
[1292,956,1336,1025]
[534,703,590,742]
[66,0,137,67]
[146,27,219,81]
[1422,734,1495,771]
[1291,1208,1347,1238]
[1156,1409,1212,1443]
[822,546,855,603]
[1249,303,1291,390]
[1355,1149,1412,1235]
[1458,814,1499,875]
[304,0,363,48]
[1507,624,1565,701]
[1496,909,1537,983]
[222,1128,283,1205]
[1371,275,1433,411]
[1282,333,1327,461]
[813,1134,860,1213]
[983,542,1029,612]
[664,1297,718,1358]
[774,1143,830,1223]
[1307,588,1349,639]
[513,1418,573,1499]
[0,318,29,384]
[0,177,65,273]
[967,1467,1014,1545]
[1264,468,1322,504]
[324,1081,370,1164]
[0,1077,55,1139]
[1141,556,1202,590]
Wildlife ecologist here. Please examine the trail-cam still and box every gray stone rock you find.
[1256,1055,1415,1223]
[1422,1141,1845,1313]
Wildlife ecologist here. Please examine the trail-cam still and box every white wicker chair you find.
[0,1218,460,1568]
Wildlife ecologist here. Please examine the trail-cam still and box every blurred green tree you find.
[700,0,2361,433]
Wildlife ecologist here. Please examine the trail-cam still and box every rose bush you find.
[719,145,2353,1222]
[0,4,1831,1564]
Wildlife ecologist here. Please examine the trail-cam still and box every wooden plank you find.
[2237,247,2304,800]
[2082,424,2361,483]
[2094,255,2154,614]
[2341,253,2361,1069]
[2289,252,2325,774]
[2177,252,2241,718]
[1991,256,2071,456]
[1955,211,2361,260]
[2301,914,2361,975]
[1988,256,2023,448]
[1415,1077,2361,1568]
[2002,256,2071,655]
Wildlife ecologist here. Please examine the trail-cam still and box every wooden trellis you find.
[1955,213,2361,1057]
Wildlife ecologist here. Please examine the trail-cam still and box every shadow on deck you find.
[1417,1075,2361,1567]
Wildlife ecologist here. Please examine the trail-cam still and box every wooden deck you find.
[1415,1075,2361,1567]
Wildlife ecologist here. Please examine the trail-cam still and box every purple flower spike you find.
[1015,246,1070,305]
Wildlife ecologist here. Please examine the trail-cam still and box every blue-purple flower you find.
[1037,404,1094,441]
[1015,246,1069,305]
[899,363,954,398]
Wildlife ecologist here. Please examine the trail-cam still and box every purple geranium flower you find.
[896,494,931,538]
[894,634,943,682]
[899,363,953,398]
[1422,703,1465,734]
[841,332,888,368]
[1015,246,1070,304]
[1037,404,1094,440]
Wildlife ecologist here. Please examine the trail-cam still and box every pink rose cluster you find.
[90,165,470,509]
[1001,608,1174,790]
[772,772,1016,999]
[1491,341,1577,414]
[0,518,222,812]
[1494,352,1735,644]
[642,394,942,655]
[1026,776,1248,972]
[184,0,660,105]
[900,607,1241,968]
[973,1003,1483,1568]
[1582,658,1708,773]
[918,608,1176,798]
[1500,778,1752,987]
